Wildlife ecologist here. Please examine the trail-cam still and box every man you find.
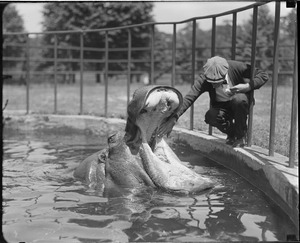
[158,56,269,147]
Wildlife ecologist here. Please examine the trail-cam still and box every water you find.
[2,124,297,242]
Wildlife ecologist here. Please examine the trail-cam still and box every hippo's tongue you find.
[124,86,183,154]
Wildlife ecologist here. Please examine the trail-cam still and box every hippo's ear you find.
[124,117,141,155]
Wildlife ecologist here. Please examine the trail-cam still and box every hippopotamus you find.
[74,85,214,196]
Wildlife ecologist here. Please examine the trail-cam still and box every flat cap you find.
[203,56,229,83]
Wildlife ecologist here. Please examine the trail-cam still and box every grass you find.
[2,80,298,158]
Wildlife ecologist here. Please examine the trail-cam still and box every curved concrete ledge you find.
[170,127,298,229]
[3,113,299,229]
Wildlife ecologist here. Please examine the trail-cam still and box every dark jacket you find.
[177,60,269,117]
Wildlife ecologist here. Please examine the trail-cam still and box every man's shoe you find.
[225,136,235,145]
[232,137,246,147]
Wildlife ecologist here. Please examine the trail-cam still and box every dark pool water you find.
[2,124,297,242]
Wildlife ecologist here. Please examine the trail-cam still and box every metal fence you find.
[3,2,298,167]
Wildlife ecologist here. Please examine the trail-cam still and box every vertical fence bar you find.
[268,2,280,155]
[25,34,30,114]
[288,20,298,168]
[231,12,237,60]
[150,24,155,85]
[104,31,108,118]
[127,29,131,106]
[209,17,216,135]
[54,34,57,114]
[190,19,196,130]
[79,32,84,115]
[171,24,177,87]
[247,6,258,146]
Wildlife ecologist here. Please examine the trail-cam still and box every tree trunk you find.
[96,73,101,83]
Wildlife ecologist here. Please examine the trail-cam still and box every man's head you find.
[203,56,229,88]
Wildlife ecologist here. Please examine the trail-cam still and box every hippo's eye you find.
[108,133,117,143]
[140,109,147,114]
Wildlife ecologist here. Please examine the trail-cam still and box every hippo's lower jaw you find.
[140,138,214,194]
[135,87,215,193]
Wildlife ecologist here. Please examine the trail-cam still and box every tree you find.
[236,5,275,70]
[40,2,154,83]
[152,30,172,82]
[281,8,296,39]
[176,22,211,83]
[2,4,26,69]
[279,8,296,80]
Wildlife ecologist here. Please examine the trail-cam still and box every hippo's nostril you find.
[167,100,171,108]
[140,109,147,114]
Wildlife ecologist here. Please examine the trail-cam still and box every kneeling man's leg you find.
[205,107,234,137]
[230,93,249,140]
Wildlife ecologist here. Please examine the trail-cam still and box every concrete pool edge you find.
[170,127,299,229]
[3,112,299,230]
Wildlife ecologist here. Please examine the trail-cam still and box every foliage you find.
[281,8,297,39]
[175,22,211,83]
[40,2,154,76]
[236,5,275,70]
[278,8,296,77]
[152,30,172,82]
[2,4,26,69]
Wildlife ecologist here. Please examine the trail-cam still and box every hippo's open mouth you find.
[125,86,182,153]
[125,85,214,193]
[138,87,181,147]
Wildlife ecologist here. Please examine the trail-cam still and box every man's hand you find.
[157,116,177,137]
[230,83,251,94]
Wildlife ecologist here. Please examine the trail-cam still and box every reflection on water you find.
[2,127,297,242]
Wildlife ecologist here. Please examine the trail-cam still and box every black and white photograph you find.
[2,1,298,242]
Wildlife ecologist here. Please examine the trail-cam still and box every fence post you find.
[150,24,155,85]
[79,31,84,115]
[247,5,258,146]
[231,12,237,60]
[25,34,30,114]
[54,34,58,114]
[104,31,108,118]
[127,29,131,106]
[171,24,176,88]
[268,2,281,155]
[288,20,298,168]
[190,19,196,130]
[209,17,216,135]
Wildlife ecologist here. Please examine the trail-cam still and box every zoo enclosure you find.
[3,2,298,167]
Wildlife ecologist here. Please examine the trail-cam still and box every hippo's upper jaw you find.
[125,86,183,154]
[136,87,180,146]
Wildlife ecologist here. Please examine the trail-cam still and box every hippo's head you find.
[75,85,214,195]
[124,85,182,154]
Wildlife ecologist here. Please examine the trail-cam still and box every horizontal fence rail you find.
[3,2,297,166]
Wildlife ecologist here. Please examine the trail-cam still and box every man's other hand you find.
[230,83,251,94]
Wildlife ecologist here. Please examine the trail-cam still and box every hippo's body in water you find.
[74,85,214,196]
